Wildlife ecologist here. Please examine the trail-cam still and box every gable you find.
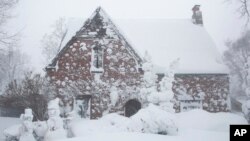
[47,7,142,69]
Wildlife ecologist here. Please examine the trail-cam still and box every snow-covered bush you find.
[4,98,69,141]
[142,52,179,113]
[141,51,157,89]
[129,104,178,135]
[100,113,131,131]
[140,51,159,106]
[69,105,178,137]
[44,98,67,141]
[33,121,47,141]
[3,108,36,141]
[110,86,119,106]
[1,72,57,121]
[242,100,250,123]
[133,52,179,134]
[3,124,21,141]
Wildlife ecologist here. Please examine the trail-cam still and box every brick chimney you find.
[192,5,203,25]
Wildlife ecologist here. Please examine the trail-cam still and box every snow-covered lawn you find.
[0,107,247,141]
[0,117,21,141]
[56,131,227,141]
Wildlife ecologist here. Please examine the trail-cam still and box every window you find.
[180,100,203,112]
[93,45,103,68]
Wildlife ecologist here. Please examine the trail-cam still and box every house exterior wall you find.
[46,37,143,119]
[173,74,230,112]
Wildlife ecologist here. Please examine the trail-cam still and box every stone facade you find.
[173,74,230,112]
[46,7,143,119]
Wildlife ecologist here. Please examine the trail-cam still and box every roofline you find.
[93,7,143,64]
[47,36,78,67]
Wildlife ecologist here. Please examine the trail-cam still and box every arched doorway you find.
[125,99,141,117]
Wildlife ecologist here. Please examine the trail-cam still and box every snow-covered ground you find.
[0,117,21,141]
[61,108,247,141]
[0,108,247,141]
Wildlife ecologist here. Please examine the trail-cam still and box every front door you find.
[75,95,91,118]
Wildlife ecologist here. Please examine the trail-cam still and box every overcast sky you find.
[7,0,247,73]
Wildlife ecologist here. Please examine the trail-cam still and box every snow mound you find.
[3,124,22,140]
[177,109,247,132]
[242,100,250,115]
[53,131,228,141]
[129,104,178,135]
[101,113,131,131]
[70,104,178,137]
[70,119,115,137]
[0,117,21,141]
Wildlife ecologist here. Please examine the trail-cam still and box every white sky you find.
[6,0,246,73]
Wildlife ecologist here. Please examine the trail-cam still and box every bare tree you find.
[0,0,19,48]
[223,30,250,121]
[224,30,250,97]
[0,46,28,94]
[228,0,250,26]
[0,0,24,94]
[41,17,68,63]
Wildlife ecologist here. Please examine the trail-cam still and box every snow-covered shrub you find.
[1,72,57,121]
[44,98,67,141]
[140,51,158,106]
[141,51,157,91]
[33,121,47,141]
[242,100,250,123]
[3,108,36,141]
[3,124,21,141]
[69,105,178,137]
[110,86,119,106]
[128,104,178,135]
[143,54,179,113]
[100,113,131,131]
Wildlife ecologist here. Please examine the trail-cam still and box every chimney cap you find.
[192,5,201,11]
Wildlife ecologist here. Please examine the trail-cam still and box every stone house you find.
[45,5,230,119]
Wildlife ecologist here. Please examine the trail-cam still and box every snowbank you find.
[70,104,177,137]
[1,106,247,141]
[0,117,21,141]
[177,109,247,132]
[54,131,228,141]
[129,104,177,135]
[67,107,247,141]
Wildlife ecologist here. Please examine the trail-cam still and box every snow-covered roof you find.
[115,19,228,74]
[59,8,228,74]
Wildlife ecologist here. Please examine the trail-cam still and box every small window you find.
[93,46,103,68]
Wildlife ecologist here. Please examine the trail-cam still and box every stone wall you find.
[46,37,142,119]
[173,74,230,112]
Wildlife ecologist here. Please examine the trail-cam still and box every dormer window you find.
[93,46,103,68]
